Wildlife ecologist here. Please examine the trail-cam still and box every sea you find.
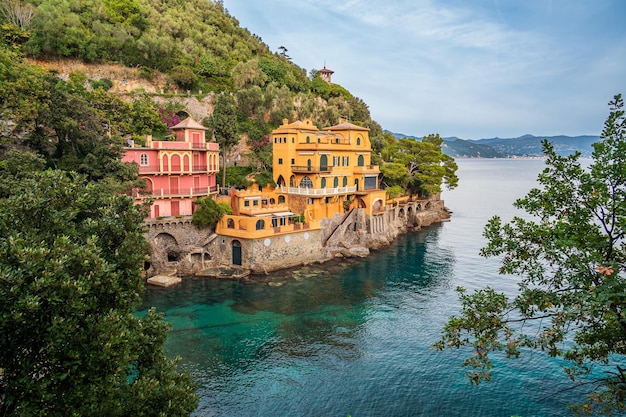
[138,158,595,417]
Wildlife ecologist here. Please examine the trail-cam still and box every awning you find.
[272,211,295,217]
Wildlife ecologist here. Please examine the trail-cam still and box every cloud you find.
[225,0,626,137]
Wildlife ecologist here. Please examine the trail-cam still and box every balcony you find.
[138,166,219,175]
[353,164,380,174]
[291,165,334,174]
[132,185,218,199]
[280,185,356,196]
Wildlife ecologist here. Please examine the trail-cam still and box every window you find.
[292,137,295,143]
[291,158,295,164]
[140,153,148,166]
[333,156,340,166]
[278,158,283,164]
[364,176,377,190]
[321,178,326,188]
[343,176,348,187]
[300,176,313,188]
[334,177,339,188]
[278,195,286,204]
[306,136,310,143]
[358,155,365,166]
[253,200,259,206]
[227,219,235,229]
[256,219,265,230]
[357,138,361,145]
[244,201,250,207]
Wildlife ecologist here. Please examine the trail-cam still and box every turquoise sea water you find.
[139,159,594,417]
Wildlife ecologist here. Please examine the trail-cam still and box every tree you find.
[434,94,626,415]
[381,134,458,197]
[192,196,232,229]
[0,169,198,416]
[206,93,238,190]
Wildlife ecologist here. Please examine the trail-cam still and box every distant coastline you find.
[386,131,600,158]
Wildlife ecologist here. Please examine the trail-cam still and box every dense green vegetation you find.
[0,0,456,198]
[0,152,198,416]
[435,95,626,415]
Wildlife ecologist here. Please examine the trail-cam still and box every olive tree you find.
[434,94,626,415]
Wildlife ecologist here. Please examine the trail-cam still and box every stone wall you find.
[144,218,217,277]
[144,199,450,277]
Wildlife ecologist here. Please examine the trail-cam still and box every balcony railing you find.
[280,185,356,196]
[132,185,218,198]
[353,164,380,173]
[138,166,219,175]
[291,165,333,174]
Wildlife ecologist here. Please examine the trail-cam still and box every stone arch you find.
[290,175,296,187]
[277,175,285,187]
[372,198,383,213]
[155,232,180,262]
[398,208,406,221]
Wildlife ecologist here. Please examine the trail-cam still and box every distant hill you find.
[387,131,600,158]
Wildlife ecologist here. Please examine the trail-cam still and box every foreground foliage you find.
[434,94,626,415]
[0,168,198,417]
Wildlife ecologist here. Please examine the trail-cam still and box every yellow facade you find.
[271,118,386,218]
[216,118,387,240]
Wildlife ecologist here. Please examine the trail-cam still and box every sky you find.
[223,0,626,139]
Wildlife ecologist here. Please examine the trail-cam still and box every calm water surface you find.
[139,159,590,417]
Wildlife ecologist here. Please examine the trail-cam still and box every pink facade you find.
[122,117,220,218]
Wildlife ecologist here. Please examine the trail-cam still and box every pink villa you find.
[122,117,220,218]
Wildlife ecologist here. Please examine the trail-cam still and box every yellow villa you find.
[216,118,386,238]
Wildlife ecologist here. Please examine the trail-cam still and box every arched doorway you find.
[232,240,242,265]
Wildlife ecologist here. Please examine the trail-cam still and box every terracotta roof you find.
[320,66,334,74]
[323,122,369,131]
[171,117,207,130]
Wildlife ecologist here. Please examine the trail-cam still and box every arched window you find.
[343,176,348,187]
[278,195,286,204]
[227,218,235,228]
[320,155,328,171]
[321,178,326,188]
[358,155,365,166]
[333,177,339,188]
[300,176,313,188]
[256,219,265,230]
[140,153,148,166]
[306,136,310,143]
[307,159,312,171]
[357,137,361,146]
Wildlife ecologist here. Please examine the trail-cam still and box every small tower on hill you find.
[319,65,334,84]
